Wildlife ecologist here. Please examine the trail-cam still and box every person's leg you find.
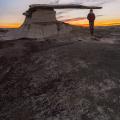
[90,22,94,36]
[89,22,93,35]
[91,21,94,35]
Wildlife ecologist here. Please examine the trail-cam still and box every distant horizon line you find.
[0,19,120,28]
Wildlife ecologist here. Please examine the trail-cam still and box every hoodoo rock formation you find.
[3,5,72,40]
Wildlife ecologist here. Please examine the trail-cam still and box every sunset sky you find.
[0,0,120,28]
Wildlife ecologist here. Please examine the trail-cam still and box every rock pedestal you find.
[3,5,72,40]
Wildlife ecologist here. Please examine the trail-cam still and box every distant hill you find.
[0,28,9,32]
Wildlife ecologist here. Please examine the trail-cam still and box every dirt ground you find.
[0,27,120,120]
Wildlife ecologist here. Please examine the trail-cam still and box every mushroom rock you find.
[3,5,72,40]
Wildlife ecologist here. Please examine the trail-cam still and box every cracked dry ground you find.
[0,39,120,120]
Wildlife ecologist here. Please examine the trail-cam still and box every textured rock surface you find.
[3,6,72,40]
[0,38,120,120]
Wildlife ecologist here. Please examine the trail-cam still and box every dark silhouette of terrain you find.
[0,27,120,120]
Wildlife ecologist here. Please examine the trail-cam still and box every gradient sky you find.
[0,0,120,28]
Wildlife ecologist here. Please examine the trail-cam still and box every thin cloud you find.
[63,17,86,22]
[63,14,103,22]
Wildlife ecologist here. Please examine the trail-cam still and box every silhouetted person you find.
[87,9,96,36]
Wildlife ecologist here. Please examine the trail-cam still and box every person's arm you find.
[87,13,90,20]
[93,13,96,20]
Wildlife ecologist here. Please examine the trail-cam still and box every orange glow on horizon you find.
[65,19,120,27]
[0,23,21,28]
[0,19,120,28]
